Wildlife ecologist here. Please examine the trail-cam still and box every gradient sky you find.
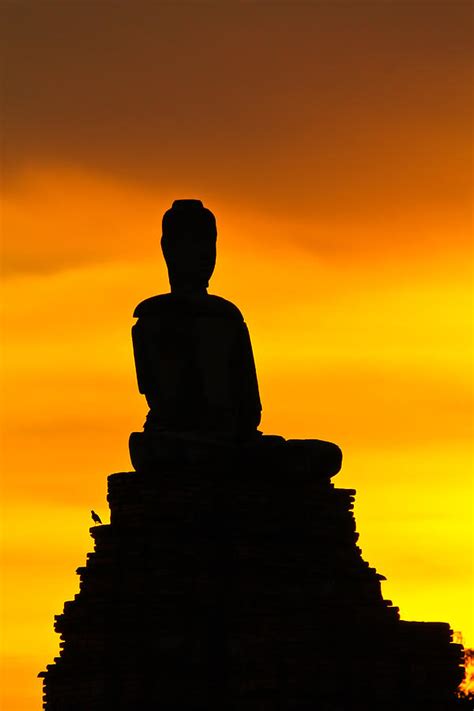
[1,2,473,708]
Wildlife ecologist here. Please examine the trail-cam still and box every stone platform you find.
[40,438,464,709]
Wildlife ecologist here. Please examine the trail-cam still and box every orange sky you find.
[1,3,473,709]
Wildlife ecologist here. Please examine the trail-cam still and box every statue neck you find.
[170,285,208,298]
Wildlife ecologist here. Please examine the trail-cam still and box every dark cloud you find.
[1,1,471,271]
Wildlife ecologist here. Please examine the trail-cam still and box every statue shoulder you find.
[133,293,244,321]
[133,294,173,318]
[206,295,244,321]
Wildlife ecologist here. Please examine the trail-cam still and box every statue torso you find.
[132,293,261,440]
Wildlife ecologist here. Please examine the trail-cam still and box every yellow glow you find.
[1,168,472,709]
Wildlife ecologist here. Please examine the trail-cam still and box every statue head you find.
[161,199,217,292]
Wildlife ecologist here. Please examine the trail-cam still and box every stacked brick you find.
[40,437,464,709]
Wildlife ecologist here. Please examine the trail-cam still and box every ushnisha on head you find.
[161,199,217,294]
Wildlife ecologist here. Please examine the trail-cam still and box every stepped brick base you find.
[40,438,464,709]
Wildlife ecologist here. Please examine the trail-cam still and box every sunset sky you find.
[1,2,472,708]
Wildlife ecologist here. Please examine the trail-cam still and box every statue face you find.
[161,201,218,291]
[162,230,216,290]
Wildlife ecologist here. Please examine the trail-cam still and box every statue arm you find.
[132,319,151,395]
[237,321,262,429]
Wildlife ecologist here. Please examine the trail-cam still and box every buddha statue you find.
[130,199,262,463]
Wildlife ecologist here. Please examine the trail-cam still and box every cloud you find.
[1,2,471,226]
[2,164,471,279]
[1,169,168,276]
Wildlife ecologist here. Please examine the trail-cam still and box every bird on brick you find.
[91,510,102,525]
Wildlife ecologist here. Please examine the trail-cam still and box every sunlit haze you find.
[1,3,472,708]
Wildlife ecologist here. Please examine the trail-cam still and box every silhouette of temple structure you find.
[40,201,464,709]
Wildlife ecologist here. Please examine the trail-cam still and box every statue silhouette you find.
[130,200,262,468]
[41,203,464,711]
